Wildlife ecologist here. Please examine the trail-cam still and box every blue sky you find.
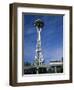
[23,13,63,64]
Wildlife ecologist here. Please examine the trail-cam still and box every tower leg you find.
[34,30,44,66]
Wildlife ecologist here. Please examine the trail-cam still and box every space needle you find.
[34,19,44,67]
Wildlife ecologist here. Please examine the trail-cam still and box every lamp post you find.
[34,19,44,74]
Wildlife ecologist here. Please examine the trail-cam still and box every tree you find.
[61,57,63,61]
[24,61,31,66]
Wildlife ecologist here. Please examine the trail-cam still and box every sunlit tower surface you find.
[34,19,44,67]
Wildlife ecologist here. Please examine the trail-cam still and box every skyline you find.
[23,14,63,64]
